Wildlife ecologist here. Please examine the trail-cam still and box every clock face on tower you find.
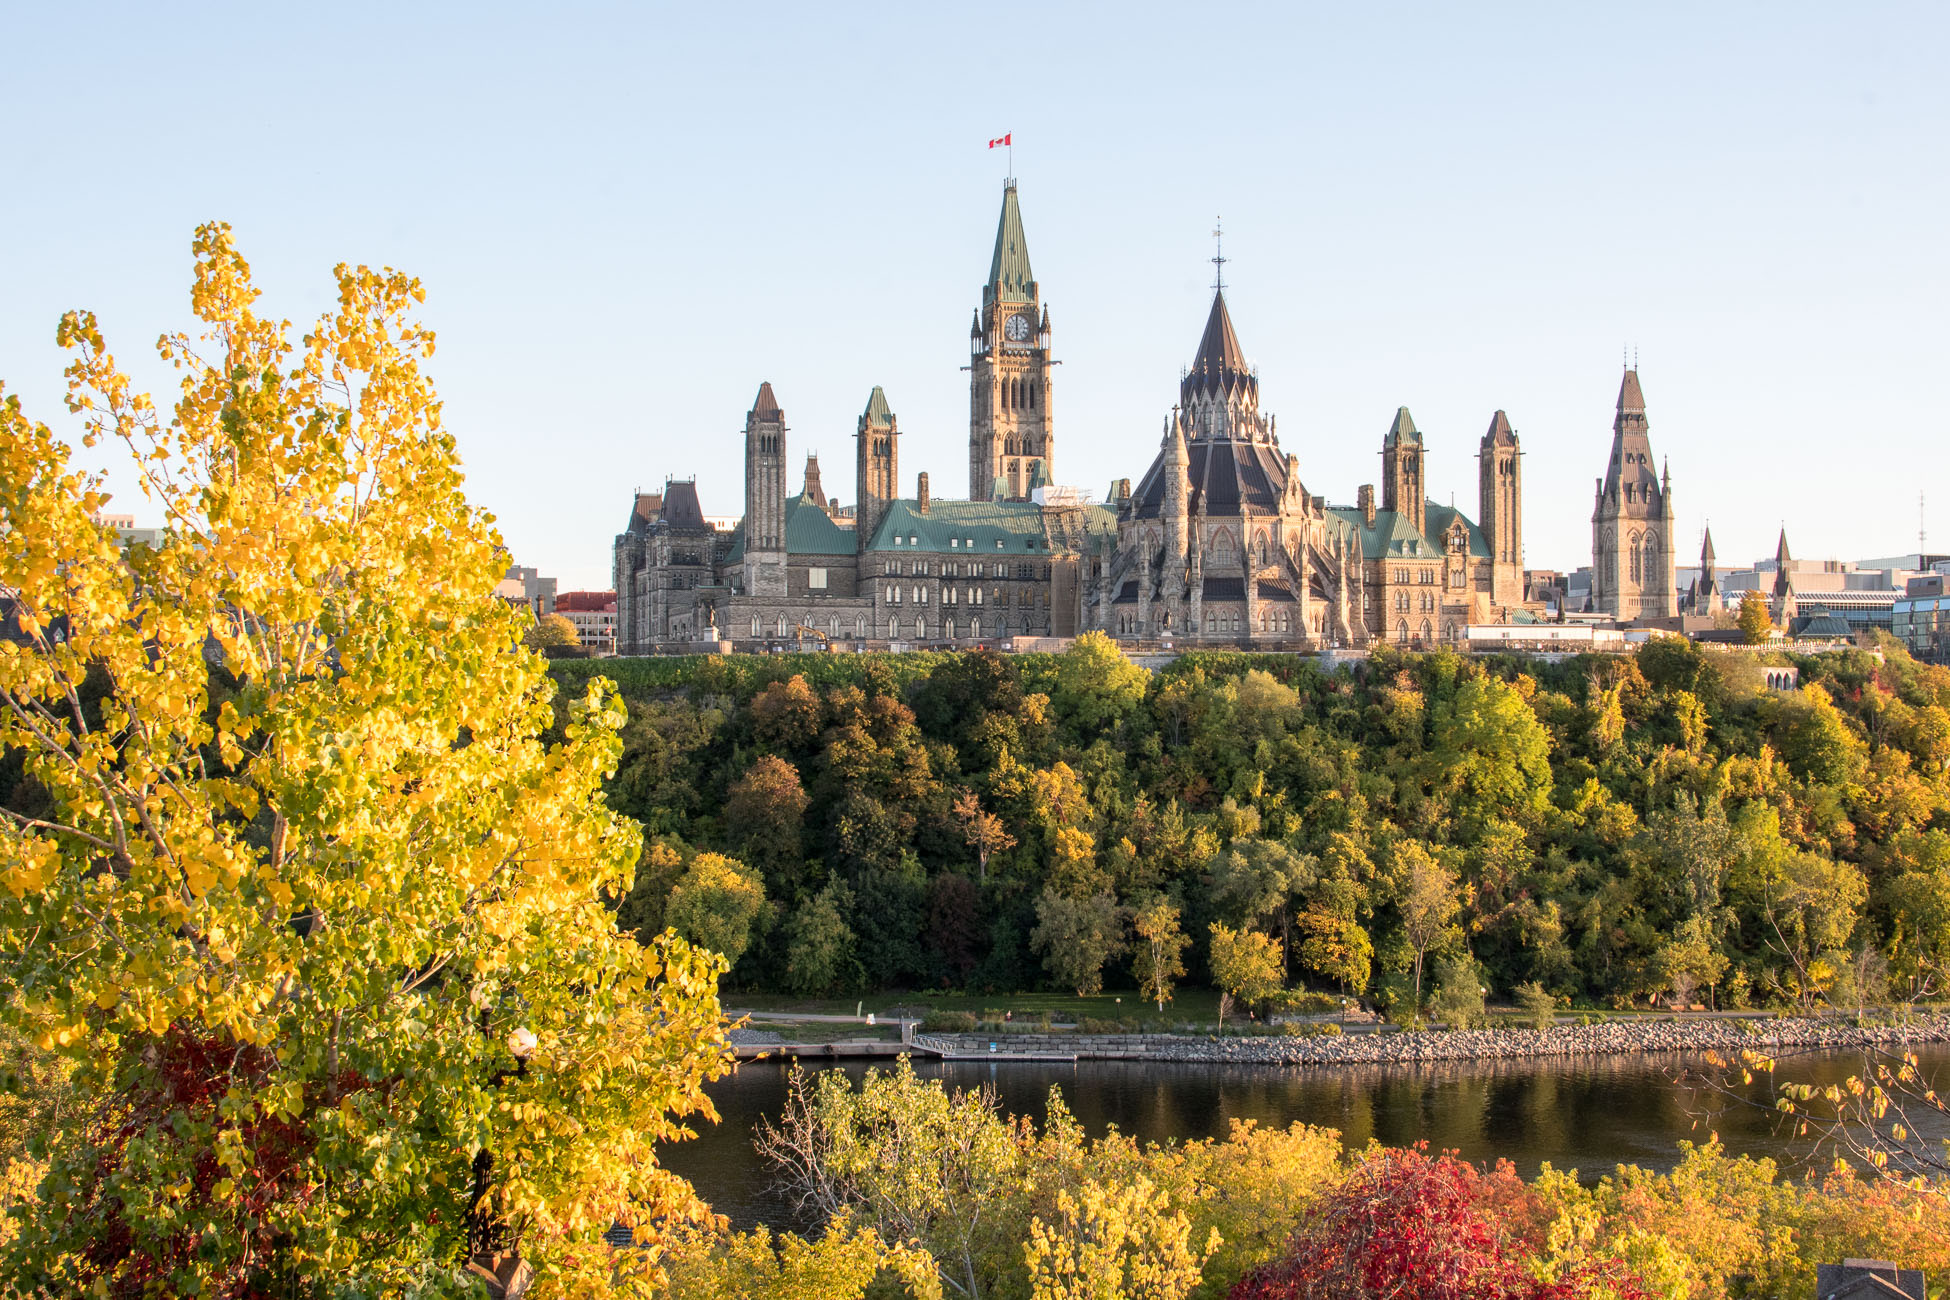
[1004,313,1031,343]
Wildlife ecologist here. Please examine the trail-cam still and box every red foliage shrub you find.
[1228,1144,1652,1300]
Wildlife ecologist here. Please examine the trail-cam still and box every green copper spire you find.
[1385,406,1422,448]
[862,385,895,428]
[985,181,1035,306]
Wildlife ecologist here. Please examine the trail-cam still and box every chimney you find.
[917,471,930,514]
[1358,484,1376,526]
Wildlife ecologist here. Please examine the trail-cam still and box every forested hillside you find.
[553,633,1950,1012]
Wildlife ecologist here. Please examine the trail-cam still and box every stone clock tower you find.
[969,179,1054,501]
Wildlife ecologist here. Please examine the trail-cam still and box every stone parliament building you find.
[615,181,1656,654]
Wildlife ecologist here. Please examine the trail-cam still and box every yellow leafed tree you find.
[0,225,730,1296]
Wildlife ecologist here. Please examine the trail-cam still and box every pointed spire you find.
[971,309,982,338]
[1774,527,1792,565]
[1193,291,1247,374]
[1165,417,1189,466]
[1386,406,1422,448]
[1617,368,1646,415]
[1772,528,1795,600]
[1701,526,1716,565]
[802,452,826,507]
[862,386,894,429]
[1181,290,1257,406]
[750,381,781,420]
[985,180,1035,305]
[1482,409,1516,446]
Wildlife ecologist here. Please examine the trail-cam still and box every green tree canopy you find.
[664,853,768,967]
[1031,889,1125,996]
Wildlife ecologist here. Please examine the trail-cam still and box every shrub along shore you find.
[921,1010,1950,1064]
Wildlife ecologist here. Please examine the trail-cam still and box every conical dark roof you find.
[750,382,781,419]
[1617,369,1646,414]
[1701,526,1716,565]
[1482,409,1516,446]
[1181,290,1257,405]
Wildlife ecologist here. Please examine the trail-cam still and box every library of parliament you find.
[613,181,1677,654]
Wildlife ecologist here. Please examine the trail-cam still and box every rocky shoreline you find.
[926,1013,1950,1066]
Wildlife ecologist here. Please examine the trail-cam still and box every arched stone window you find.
[1419,618,1433,644]
[776,615,788,637]
[1629,532,1643,585]
[1255,530,1270,567]
[1213,530,1234,566]
[971,616,981,638]
[1396,619,1409,641]
[750,615,761,637]
[854,614,865,636]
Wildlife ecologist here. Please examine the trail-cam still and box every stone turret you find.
[856,387,899,554]
[742,382,787,600]
[1382,407,1426,538]
[1591,367,1676,619]
[1694,527,1723,615]
[1478,409,1523,607]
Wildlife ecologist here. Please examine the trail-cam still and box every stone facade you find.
[1590,369,1678,619]
[1089,290,1535,647]
[613,181,1117,654]
[616,180,1554,654]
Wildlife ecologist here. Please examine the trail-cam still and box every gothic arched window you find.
[750,615,761,637]
[1396,619,1409,641]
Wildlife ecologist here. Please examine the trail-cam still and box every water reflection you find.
[661,1047,1950,1231]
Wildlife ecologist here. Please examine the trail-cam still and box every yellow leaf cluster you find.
[0,225,731,1296]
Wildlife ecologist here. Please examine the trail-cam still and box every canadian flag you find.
[988,133,1011,149]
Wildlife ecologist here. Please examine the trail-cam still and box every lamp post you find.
[466,1026,537,1300]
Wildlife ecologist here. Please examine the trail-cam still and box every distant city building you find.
[90,511,163,549]
[1693,530,1938,637]
[496,564,557,617]
[555,590,617,655]
[1893,576,1950,663]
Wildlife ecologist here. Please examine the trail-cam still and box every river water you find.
[660,1047,1950,1231]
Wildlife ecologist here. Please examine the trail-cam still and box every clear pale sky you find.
[3,3,1945,590]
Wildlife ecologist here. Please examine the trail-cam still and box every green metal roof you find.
[784,493,855,555]
[1423,502,1492,560]
[985,183,1035,306]
[862,386,894,428]
[1325,501,1490,561]
[867,497,1113,555]
[1385,406,1422,448]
